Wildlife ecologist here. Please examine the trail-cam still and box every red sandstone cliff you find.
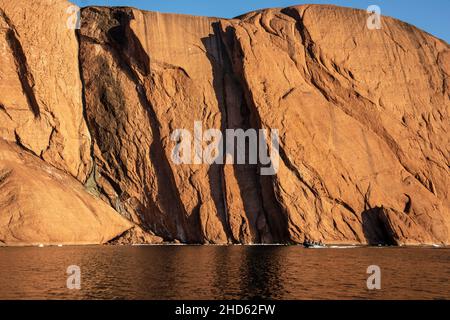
[0,1,448,245]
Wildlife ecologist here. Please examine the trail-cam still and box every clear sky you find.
[72,0,449,42]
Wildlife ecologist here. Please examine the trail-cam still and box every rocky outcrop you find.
[0,140,132,245]
[107,226,164,245]
[0,0,132,245]
[0,0,92,181]
[0,1,448,245]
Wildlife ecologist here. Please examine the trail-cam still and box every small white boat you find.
[304,241,327,248]
[308,245,327,249]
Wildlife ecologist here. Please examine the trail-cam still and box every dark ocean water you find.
[0,246,448,299]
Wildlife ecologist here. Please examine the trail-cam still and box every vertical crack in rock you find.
[219,24,291,243]
[111,11,189,242]
[0,103,12,120]
[79,7,190,242]
[200,23,233,242]
[0,9,40,118]
[203,22,281,243]
[76,27,98,192]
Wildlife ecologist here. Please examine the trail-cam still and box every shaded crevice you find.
[206,22,279,243]
[13,130,37,157]
[0,168,13,186]
[362,207,396,245]
[0,103,12,120]
[75,27,98,188]
[202,22,242,243]
[334,198,357,215]
[341,216,360,241]
[278,146,318,197]
[1,10,40,118]
[403,194,412,214]
[81,7,191,242]
[219,24,291,243]
[105,227,133,244]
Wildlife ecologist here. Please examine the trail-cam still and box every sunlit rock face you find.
[0,0,132,246]
[0,140,132,246]
[0,1,448,245]
[217,5,450,245]
[0,0,92,182]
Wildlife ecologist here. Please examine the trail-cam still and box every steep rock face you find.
[79,7,274,243]
[79,5,449,245]
[0,1,448,246]
[0,140,132,246]
[0,0,92,181]
[220,5,449,244]
[0,0,134,246]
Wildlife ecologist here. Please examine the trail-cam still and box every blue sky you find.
[72,0,449,42]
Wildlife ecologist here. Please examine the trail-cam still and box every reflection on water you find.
[0,246,448,299]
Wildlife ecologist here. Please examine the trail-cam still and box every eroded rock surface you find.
[0,0,92,181]
[0,0,133,246]
[0,1,448,245]
[219,5,450,245]
[0,140,132,246]
[79,8,274,244]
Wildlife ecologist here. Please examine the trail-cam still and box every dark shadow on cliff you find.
[1,9,40,118]
[361,207,396,245]
[200,23,235,242]
[202,22,270,243]
[80,7,194,242]
[109,9,192,242]
[202,23,290,243]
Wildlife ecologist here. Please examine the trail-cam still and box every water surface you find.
[0,246,448,299]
